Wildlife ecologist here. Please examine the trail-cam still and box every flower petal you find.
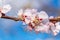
[38,11,49,19]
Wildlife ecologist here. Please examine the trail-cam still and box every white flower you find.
[23,9,33,24]
[38,11,49,19]
[2,4,12,13]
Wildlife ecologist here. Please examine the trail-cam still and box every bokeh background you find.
[0,0,59,40]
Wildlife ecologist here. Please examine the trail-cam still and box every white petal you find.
[2,4,12,13]
[24,9,32,16]
[0,13,2,18]
[17,9,23,16]
[38,11,49,19]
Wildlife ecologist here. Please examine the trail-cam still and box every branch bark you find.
[1,13,60,22]
[1,15,20,21]
[1,13,20,21]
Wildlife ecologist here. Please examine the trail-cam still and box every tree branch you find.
[1,15,20,21]
[1,13,20,21]
[1,13,60,22]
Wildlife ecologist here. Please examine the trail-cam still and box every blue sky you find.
[0,0,59,40]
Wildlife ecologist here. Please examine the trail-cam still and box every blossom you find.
[38,11,49,20]
[17,9,60,36]
[1,4,12,13]
[52,22,60,36]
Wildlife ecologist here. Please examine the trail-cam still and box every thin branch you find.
[1,13,20,21]
[1,13,60,22]
[1,15,20,21]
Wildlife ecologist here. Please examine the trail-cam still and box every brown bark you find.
[1,13,60,22]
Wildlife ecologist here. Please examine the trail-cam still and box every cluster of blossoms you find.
[0,4,60,36]
[18,8,60,36]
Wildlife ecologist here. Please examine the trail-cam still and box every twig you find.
[1,13,20,21]
[1,13,60,22]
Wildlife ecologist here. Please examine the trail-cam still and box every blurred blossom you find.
[2,4,12,13]
[38,11,49,19]
[53,22,60,36]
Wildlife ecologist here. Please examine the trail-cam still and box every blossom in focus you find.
[34,11,50,33]
[24,9,32,24]
[17,9,60,36]
[38,11,49,19]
